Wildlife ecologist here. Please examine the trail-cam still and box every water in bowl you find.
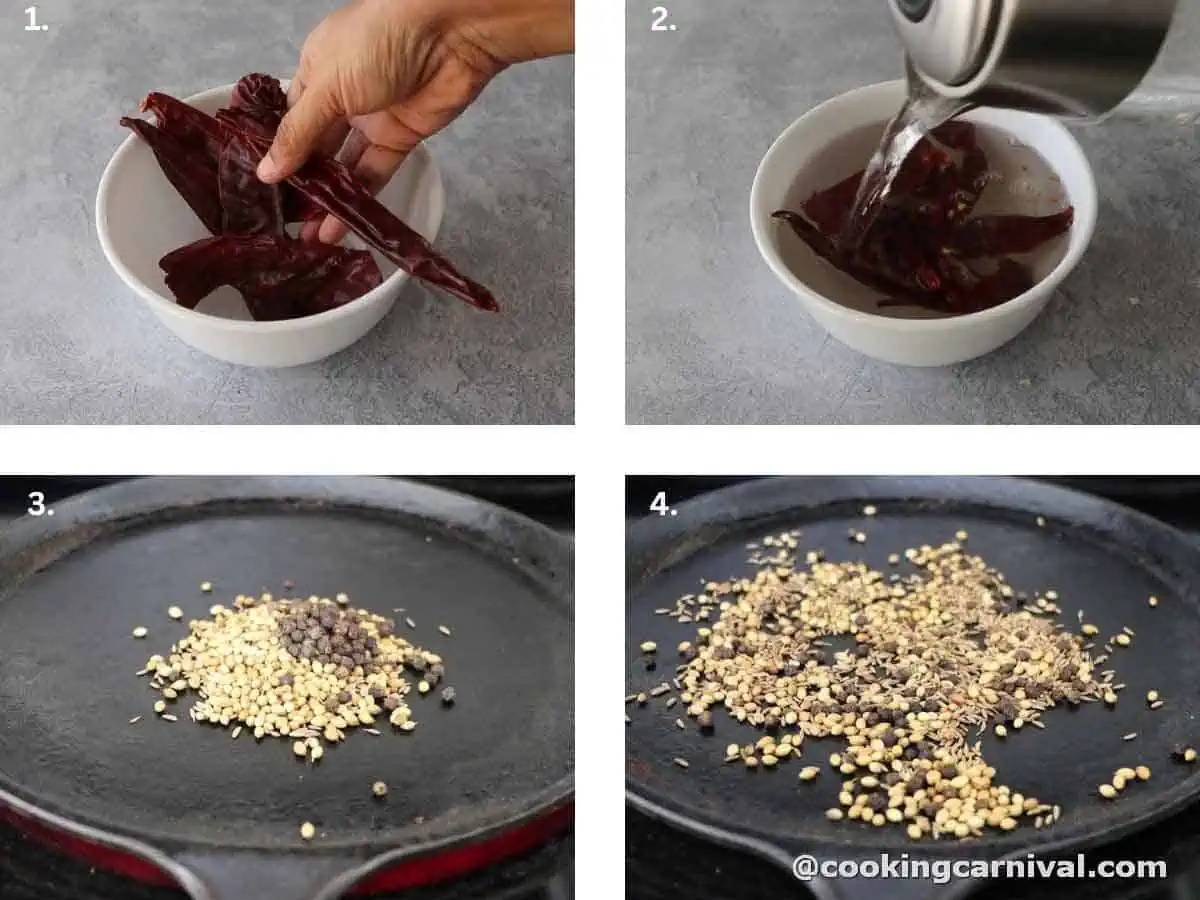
[839,66,970,253]
[778,118,1072,319]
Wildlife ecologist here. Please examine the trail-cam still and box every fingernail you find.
[257,154,280,183]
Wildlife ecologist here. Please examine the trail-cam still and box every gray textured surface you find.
[0,1,573,424]
[626,1,1200,424]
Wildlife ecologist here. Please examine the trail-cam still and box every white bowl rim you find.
[749,79,1098,333]
[96,82,445,334]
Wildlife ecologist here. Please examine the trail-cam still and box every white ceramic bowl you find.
[751,80,1098,367]
[97,83,444,368]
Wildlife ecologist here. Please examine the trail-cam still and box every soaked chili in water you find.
[773,121,1074,316]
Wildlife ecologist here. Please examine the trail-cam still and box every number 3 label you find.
[27,492,48,516]
[651,6,674,31]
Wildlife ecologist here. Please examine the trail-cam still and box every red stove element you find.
[0,802,573,895]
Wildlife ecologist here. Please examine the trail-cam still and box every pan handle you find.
[172,850,362,900]
[796,852,981,900]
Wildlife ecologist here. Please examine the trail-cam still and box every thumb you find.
[258,84,343,183]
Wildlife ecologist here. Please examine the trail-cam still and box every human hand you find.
[259,0,573,245]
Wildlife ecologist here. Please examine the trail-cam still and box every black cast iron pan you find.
[0,477,574,900]
[626,477,1200,900]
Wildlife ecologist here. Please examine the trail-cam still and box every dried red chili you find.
[774,120,1073,316]
[118,117,223,237]
[219,133,285,236]
[161,234,382,320]
[121,73,498,320]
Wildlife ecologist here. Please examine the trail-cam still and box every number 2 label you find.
[651,6,674,31]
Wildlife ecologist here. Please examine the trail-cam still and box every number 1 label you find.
[25,6,48,31]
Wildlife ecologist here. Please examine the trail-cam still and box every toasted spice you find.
[300,822,316,840]
[136,589,452,757]
[372,780,389,797]
[132,627,148,639]
[629,531,1119,842]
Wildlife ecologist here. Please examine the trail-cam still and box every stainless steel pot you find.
[889,0,1185,119]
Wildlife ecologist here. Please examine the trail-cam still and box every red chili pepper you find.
[160,234,382,319]
[772,210,921,302]
[802,170,863,235]
[949,209,1075,259]
[123,75,499,315]
[119,117,223,236]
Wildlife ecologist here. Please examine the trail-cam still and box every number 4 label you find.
[25,6,48,31]
[650,492,677,517]
[651,6,676,31]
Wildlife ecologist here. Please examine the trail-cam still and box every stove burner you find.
[0,814,573,900]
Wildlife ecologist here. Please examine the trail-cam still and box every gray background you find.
[0,1,573,424]
[627,1,1200,424]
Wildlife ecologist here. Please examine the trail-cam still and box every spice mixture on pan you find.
[628,522,1171,842]
[137,589,454,754]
